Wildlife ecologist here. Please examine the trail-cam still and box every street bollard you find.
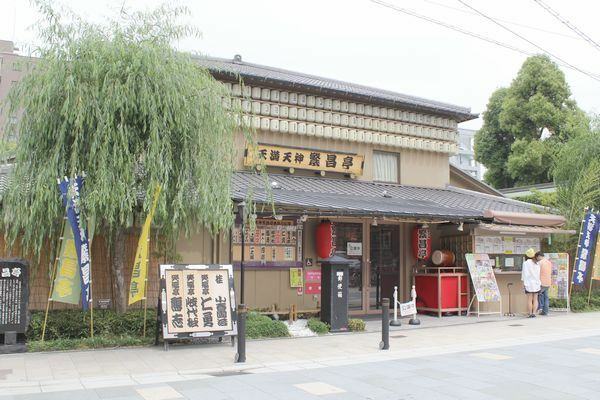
[235,304,247,363]
[380,298,390,350]
[409,285,421,325]
[390,286,401,326]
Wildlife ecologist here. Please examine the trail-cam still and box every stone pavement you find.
[1,312,600,397]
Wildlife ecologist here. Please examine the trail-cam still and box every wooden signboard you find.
[232,219,302,268]
[0,260,29,334]
[244,144,364,176]
[160,264,237,340]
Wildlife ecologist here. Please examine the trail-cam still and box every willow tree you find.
[2,2,250,312]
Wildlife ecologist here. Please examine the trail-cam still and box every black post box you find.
[320,255,358,332]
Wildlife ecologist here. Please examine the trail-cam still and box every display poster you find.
[474,236,540,255]
[545,253,569,299]
[465,253,501,302]
[232,219,301,268]
[305,269,321,294]
[0,260,29,333]
[289,268,304,288]
[160,264,237,339]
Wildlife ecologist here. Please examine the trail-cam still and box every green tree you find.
[2,2,251,312]
[475,55,589,188]
[474,88,515,188]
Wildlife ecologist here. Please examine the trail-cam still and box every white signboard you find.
[347,242,363,256]
[160,264,237,340]
[400,300,417,316]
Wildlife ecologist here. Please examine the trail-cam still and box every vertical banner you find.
[58,176,91,311]
[572,211,599,285]
[593,231,600,281]
[51,223,82,304]
[128,186,161,305]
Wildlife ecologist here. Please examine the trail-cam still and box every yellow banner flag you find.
[128,186,161,305]
[593,234,600,281]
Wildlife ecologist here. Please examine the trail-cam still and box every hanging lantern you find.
[316,221,336,259]
[412,225,431,260]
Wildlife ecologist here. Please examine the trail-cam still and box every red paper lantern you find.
[412,226,431,260]
[316,221,336,259]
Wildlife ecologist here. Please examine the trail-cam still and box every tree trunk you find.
[110,228,128,313]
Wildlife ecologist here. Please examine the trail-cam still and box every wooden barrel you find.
[431,250,455,267]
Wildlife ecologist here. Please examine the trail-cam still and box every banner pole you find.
[570,207,589,297]
[143,236,150,338]
[89,218,94,340]
[42,217,66,342]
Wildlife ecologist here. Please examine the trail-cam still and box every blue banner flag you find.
[572,210,599,286]
[58,176,91,311]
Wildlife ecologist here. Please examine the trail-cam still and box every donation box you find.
[320,255,358,332]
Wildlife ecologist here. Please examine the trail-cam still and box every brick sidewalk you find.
[1,312,599,396]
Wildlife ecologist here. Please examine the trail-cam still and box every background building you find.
[450,127,483,180]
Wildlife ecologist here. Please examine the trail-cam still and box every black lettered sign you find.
[159,264,237,340]
[0,259,29,333]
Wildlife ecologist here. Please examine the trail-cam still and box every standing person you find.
[521,248,541,318]
[537,252,551,315]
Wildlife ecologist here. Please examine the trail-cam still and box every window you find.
[373,151,398,183]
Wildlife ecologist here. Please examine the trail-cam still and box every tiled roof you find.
[232,171,539,219]
[193,56,477,122]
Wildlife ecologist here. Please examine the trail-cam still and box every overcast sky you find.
[2,0,599,130]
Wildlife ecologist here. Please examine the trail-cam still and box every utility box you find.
[320,255,358,332]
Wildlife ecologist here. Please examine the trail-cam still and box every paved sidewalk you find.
[1,312,599,396]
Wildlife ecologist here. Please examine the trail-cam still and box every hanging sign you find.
[572,211,599,286]
[400,300,417,317]
[244,144,364,176]
[347,242,363,256]
[0,260,29,334]
[160,264,237,340]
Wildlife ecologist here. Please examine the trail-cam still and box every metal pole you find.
[380,298,390,350]
[235,304,247,363]
[409,284,421,325]
[390,286,401,326]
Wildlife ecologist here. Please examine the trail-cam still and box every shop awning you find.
[482,210,566,227]
[475,223,575,235]
[232,172,546,221]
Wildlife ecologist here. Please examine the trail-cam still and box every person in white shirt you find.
[521,248,541,318]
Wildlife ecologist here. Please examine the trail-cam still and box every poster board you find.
[0,260,29,334]
[160,264,237,340]
[474,236,540,255]
[465,254,501,302]
[545,253,569,300]
[289,268,304,288]
[232,219,302,268]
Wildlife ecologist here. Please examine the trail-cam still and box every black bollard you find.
[235,304,247,363]
[380,298,390,350]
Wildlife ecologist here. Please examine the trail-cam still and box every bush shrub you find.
[246,312,289,339]
[307,318,329,334]
[27,309,157,341]
[348,318,365,332]
[27,335,153,352]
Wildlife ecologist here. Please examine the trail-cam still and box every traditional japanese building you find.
[174,55,573,316]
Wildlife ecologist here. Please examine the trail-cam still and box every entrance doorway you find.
[370,225,400,310]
